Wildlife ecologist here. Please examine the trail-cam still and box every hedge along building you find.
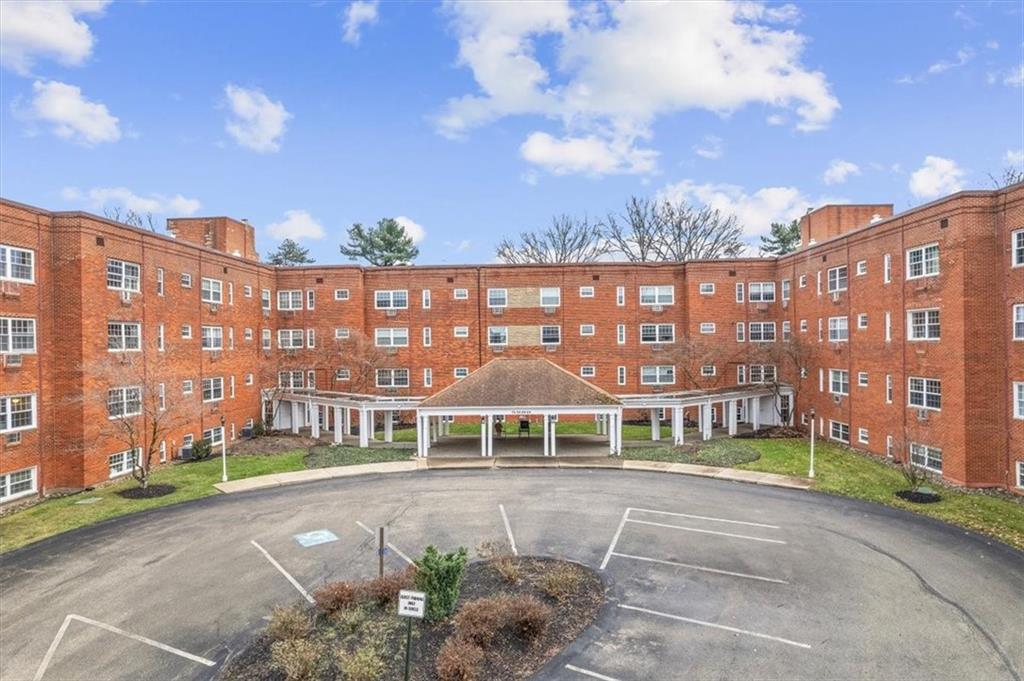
[0,182,1022,500]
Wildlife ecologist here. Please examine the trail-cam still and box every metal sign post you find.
[808,407,816,479]
[397,590,425,681]
[377,526,387,578]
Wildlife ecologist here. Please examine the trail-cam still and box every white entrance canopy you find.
[267,388,423,447]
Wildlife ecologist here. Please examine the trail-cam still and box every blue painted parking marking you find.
[293,529,338,547]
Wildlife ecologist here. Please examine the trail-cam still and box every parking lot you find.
[2,469,1022,681]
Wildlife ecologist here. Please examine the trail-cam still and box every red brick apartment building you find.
[1,184,1022,502]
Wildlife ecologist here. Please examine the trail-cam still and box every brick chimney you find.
[798,204,894,249]
[166,216,258,261]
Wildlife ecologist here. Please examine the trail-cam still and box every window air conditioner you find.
[833,394,843,404]
[3,354,23,368]
[652,305,664,313]
[916,409,929,421]
[120,290,132,304]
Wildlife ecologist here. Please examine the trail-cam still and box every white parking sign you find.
[397,590,426,619]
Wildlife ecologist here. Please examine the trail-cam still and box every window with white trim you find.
[856,260,867,276]
[800,319,808,333]
[885,311,892,342]
[423,368,432,387]
[907,243,940,279]
[735,282,744,303]
[828,316,849,342]
[827,266,848,293]
[749,322,776,342]
[376,368,410,388]
[487,288,507,308]
[858,371,868,387]
[857,313,868,330]
[641,365,675,385]
[182,380,193,395]
[0,394,36,432]
[580,324,596,336]
[700,365,716,377]
[107,259,141,292]
[580,365,596,378]
[781,279,791,301]
[617,366,626,385]
[261,288,271,310]
[278,371,303,389]
[422,289,431,309]
[306,289,315,309]
[454,367,469,379]
[1013,304,1023,340]
[829,421,850,443]
[488,326,507,345]
[156,268,164,296]
[306,328,315,348]
[640,285,673,305]
[886,374,893,403]
[908,309,940,341]
[699,322,716,334]
[262,329,272,349]
[1013,382,1023,419]
[699,283,715,295]
[158,382,165,411]
[454,288,469,300]
[1014,229,1024,267]
[909,442,942,472]
[375,328,409,347]
[334,288,349,301]
[107,386,141,418]
[201,325,223,350]
[108,448,138,478]
[201,278,223,304]
[278,329,303,349]
[181,324,192,340]
[541,325,561,345]
[858,427,869,444]
[422,327,432,347]
[0,466,36,501]
[104,321,141,352]
[202,377,224,402]
[799,274,807,288]
[830,369,849,395]
[0,318,35,354]
[640,324,674,343]
[883,253,892,283]
[454,326,469,338]
[229,375,236,398]
[203,426,224,447]
[750,365,776,384]
[817,318,823,342]
[245,373,254,385]
[737,365,746,384]
[374,290,408,309]
[579,286,594,298]
[616,286,625,306]
[0,245,35,283]
[277,290,302,310]
[335,327,351,340]
[617,324,625,345]
[908,377,941,410]
[540,287,561,307]
[736,322,745,342]
[749,282,775,302]
[157,324,164,351]
[782,320,792,341]
[243,285,253,298]
[816,270,822,295]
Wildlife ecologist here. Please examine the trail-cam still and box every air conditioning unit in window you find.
[1,281,22,298]
[833,394,843,404]
[120,290,132,305]
[543,306,557,315]
[178,446,193,460]
[5,431,22,445]
[916,409,929,422]
[209,304,219,313]
[386,309,398,317]
[2,354,23,369]
[492,345,505,353]
[831,291,841,303]
[782,300,789,309]
[491,307,504,316]
[545,345,557,352]
[652,305,664,313]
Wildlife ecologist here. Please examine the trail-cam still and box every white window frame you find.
[202,377,224,403]
[487,288,507,308]
[106,258,141,292]
[374,289,409,310]
[245,373,254,386]
[1013,229,1024,267]
[858,371,869,387]
[700,364,716,377]
[781,279,791,301]
[335,327,351,340]
[454,367,469,379]
[0,466,37,501]
[908,377,942,411]
[201,325,223,350]
[909,442,942,472]
[423,368,432,387]
[640,324,674,344]
[540,287,561,307]
[579,324,596,336]
[107,386,142,419]
[883,253,892,283]
[0,245,35,283]
[334,288,350,301]
[0,317,35,356]
[261,288,271,310]
[157,324,165,352]
[737,365,747,384]
[203,426,225,447]
[540,325,561,345]
[1013,382,1023,420]
[906,243,940,279]
[375,328,409,347]
[827,265,848,293]
[736,322,745,342]
[782,320,792,341]
[886,374,893,404]
[243,285,253,298]
[858,427,869,445]
[422,289,431,309]
[640,365,675,386]
[181,273,193,288]
[639,285,674,306]
[262,329,272,349]
[749,365,776,384]
[749,322,776,342]
[616,324,625,345]
[828,316,849,342]
[907,308,941,341]
[857,313,868,330]
[278,371,303,389]
[580,365,596,378]
[579,286,595,298]
[453,326,470,338]
[1012,304,1023,340]
[376,368,410,388]
[616,286,625,306]
[182,380,194,396]
[181,324,192,340]
[799,274,807,288]
[277,329,304,349]
[488,326,508,346]
[306,289,315,310]
[306,328,315,348]
[108,448,139,478]
[699,283,715,295]
[0,394,37,433]
[106,321,141,352]
[277,290,303,310]
[735,282,745,303]
[829,420,850,444]
[617,366,626,386]
[749,282,775,302]
[453,288,469,300]
[201,277,223,304]
[156,267,165,296]
[856,260,867,276]
[422,326,432,347]
[829,369,849,396]
[699,322,716,335]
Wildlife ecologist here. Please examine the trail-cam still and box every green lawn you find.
[623,439,761,467]
[383,421,678,442]
[736,439,1024,551]
[304,445,414,468]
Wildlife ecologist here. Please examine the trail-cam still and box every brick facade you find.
[1,184,1022,500]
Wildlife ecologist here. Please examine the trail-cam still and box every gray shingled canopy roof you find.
[418,358,622,409]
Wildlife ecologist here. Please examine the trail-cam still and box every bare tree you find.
[602,196,662,262]
[496,215,609,264]
[78,348,197,489]
[657,200,745,261]
[989,166,1024,189]
[664,337,730,391]
[749,335,819,425]
[103,206,158,232]
[335,332,390,393]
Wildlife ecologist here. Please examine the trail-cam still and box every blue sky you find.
[1,1,1021,264]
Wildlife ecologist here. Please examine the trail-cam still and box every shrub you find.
[190,438,212,461]
[269,639,324,681]
[505,596,551,642]
[435,637,484,681]
[539,563,584,602]
[363,565,416,607]
[453,597,505,646]
[414,545,468,621]
[333,604,369,635]
[477,540,520,584]
[266,605,312,642]
[253,420,267,437]
[312,581,358,614]
[337,645,385,681]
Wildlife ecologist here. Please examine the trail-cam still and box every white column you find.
[431,416,439,443]
[752,396,761,430]
[343,408,351,435]
[701,401,712,441]
[424,415,431,456]
[675,407,685,445]
[358,409,369,448]
[615,410,623,455]
[487,415,494,456]
[480,417,487,457]
[290,401,300,434]
[670,407,679,445]
[543,415,550,456]
[384,410,393,443]
[310,404,320,438]
[728,399,738,435]
[418,414,427,457]
[367,410,376,440]
[333,407,343,444]
[550,415,557,457]
[651,408,661,441]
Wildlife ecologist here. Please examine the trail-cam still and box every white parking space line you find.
[499,504,518,556]
[250,540,315,604]
[565,663,623,680]
[600,507,632,570]
[629,507,780,529]
[610,552,788,584]
[34,614,216,680]
[626,518,787,545]
[619,603,811,649]
[355,520,415,566]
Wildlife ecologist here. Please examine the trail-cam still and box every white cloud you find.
[265,210,325,240]
[342,0,379,45]
[0,1,108,75]
[223,84,292,153]
[822,159,861,185]
[1005,149,1024,166]
[520,131,657,175]
[27,80,120,145]
[908,156,965,199]
[658,179,844,240]
[394,216,426,244]
[1004,65,1024,87]
[438,1,838,176]
[985,40,999,51]
[693,134,724,160]
[62,186,201,216]
[445,239,472,253]
[899,46,974,84]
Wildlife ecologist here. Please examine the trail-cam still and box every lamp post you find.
[220,415,228,483]
[808,407,816,479]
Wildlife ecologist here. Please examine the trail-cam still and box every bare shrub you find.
[538,563,584,602]
[477,540,520,584]
[266,605,312,642]
[504,595,551,642]
[453,597,505,646]
[363,565,416,606]
[337,645,385,681]
[269,639,324,681]
[435,637,485,681]
[312,581,358,615]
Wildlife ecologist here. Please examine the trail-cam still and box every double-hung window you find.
[699,283,715,295]
[201,325,223,350]
[749,322,776,342]
[829,369,849,395]
[0,467,36,501]
[107,321,141,351]
[907,243,940,279]
[0,245,35,282]
[910,443,942,472]
[334,288,350,301]
[640,285,673,306]
[1013,382,1024,420]
[108,448,138,478]
[202,377,224,402]
[203,426,224,447]
[375,290,408,309]
[488,288,507,308]
[1013,229,1024,267]
[422,327,432,346]
[828,316,849,342]
[735,282,745,303]
[277,290,303,310]
[750,365,777,383]
[277,329,304,349]
[617,324,626,344]
[540,325,561,345]
[749,282,776,302]
[829,421,850,443]
[908,309,941,341]
[909,377,941,410]
[488,326,508,346]
[107,259,141,292]
[107,386,142,418]
[201,278,223,304]
[0,317,36,354]
[1013,304,1024,340]
[827,265,848,293]
[640,365,675,385]
[278,371,303,389]
[156,268,165,296]
[0,394,36,432]
[640,324,674,344]
[376,368,410,388]
[781,279,791,301]
[736,322,745,342]
[540,287,561,307]
[375,328,409,347]
[261,289,272,310]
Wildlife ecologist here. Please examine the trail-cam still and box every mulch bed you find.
[219,557,605,681]
[895,489,942,504]
[734,425,807,439]
[116,484,176,499]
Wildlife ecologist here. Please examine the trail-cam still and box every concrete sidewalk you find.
[213,457,811,494]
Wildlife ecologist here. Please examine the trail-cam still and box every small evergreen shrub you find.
[435,637,484,681]
[266,605,312,642]
[269,639,324,681]
[253,420,267,437]
[414,545,468,621]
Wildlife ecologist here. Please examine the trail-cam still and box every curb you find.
[213,458,811,494]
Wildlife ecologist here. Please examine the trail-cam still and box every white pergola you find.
[265,389,422,447]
